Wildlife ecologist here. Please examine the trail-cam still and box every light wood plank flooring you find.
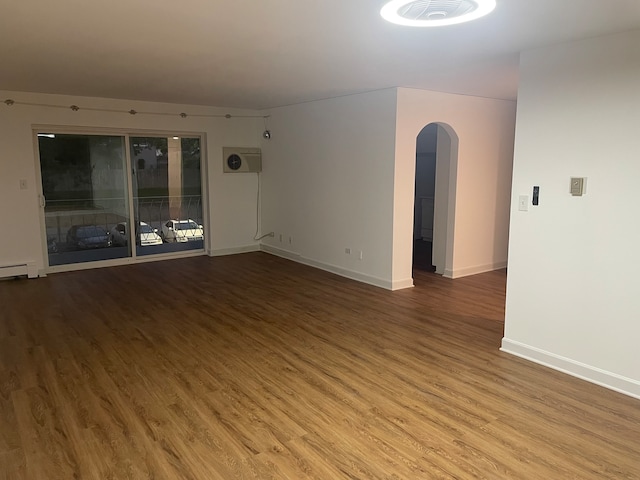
[1,252,639,479]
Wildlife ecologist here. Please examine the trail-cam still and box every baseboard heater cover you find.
[0,262,38,279]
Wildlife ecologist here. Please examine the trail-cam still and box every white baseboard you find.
[261,244,400,290]
[0,262,38,279]
[260,244,301,261]
[444,261,507,279]
[501,338,640,400]
[391,278,414,290]
[209,245,261,257]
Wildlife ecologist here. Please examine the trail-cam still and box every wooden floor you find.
[1,253,639,479]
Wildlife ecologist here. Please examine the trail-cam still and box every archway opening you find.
[412,122,458,278]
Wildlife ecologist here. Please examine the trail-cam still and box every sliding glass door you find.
[39,133,131,266]
[38,131,204,268]
[130,136,203,256]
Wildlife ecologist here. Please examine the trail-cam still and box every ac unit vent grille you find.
[222,147,262,173]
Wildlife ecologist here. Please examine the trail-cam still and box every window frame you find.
[33,126,209,274]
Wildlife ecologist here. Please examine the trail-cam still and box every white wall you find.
[259,87,515,290]
[502,30,640,399]
[433,125,454,275]
[0,91,262,275]
[259,89,399,289]
[393,88,516,284]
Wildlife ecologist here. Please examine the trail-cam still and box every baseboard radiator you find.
[0,262,38,279]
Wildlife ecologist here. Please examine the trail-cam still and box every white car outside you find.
[161,219,204,243]
[109,221,163,247]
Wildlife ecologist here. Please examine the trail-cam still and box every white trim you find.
[501,338,640,400]
[391,278,414,290]
[32,130,48,273]
[261,244,394,290]
[123,135,137,255]
[260,244,301,261]
[44,250,206,275]
[132,250,206,264]
[209,245,260,257]
[444,261,507,279]
[32,124,207,138]
[0,262,38,279]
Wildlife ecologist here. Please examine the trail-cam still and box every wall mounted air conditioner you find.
[222,147,262,173]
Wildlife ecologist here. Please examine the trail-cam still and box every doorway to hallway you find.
[412,122,458,277]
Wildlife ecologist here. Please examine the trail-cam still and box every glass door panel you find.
[130,136,204,256]
[38,133,131,266]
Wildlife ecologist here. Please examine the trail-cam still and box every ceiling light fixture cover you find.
[381,0,496,27]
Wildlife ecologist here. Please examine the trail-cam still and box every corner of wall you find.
[501,338,640,400]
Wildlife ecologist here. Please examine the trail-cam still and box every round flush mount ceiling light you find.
[380,0,496,27]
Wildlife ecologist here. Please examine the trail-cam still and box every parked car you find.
[66,225,111,249]
[161,219,204,243]
[47,236,58,254]
[109,221,163,247]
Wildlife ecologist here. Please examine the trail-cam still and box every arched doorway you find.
[412,122,459,277]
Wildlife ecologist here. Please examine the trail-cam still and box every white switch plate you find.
[570,177,587,196]
[19,179,27,190]
[518,195,529,211]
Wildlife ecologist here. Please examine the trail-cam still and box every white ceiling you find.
[1,0,640,109]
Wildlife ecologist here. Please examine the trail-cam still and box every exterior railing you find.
[44,195,203,245]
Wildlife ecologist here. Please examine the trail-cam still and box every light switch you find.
[570,177,586,196]
[518,195,529,212]
[19,179,27,190]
